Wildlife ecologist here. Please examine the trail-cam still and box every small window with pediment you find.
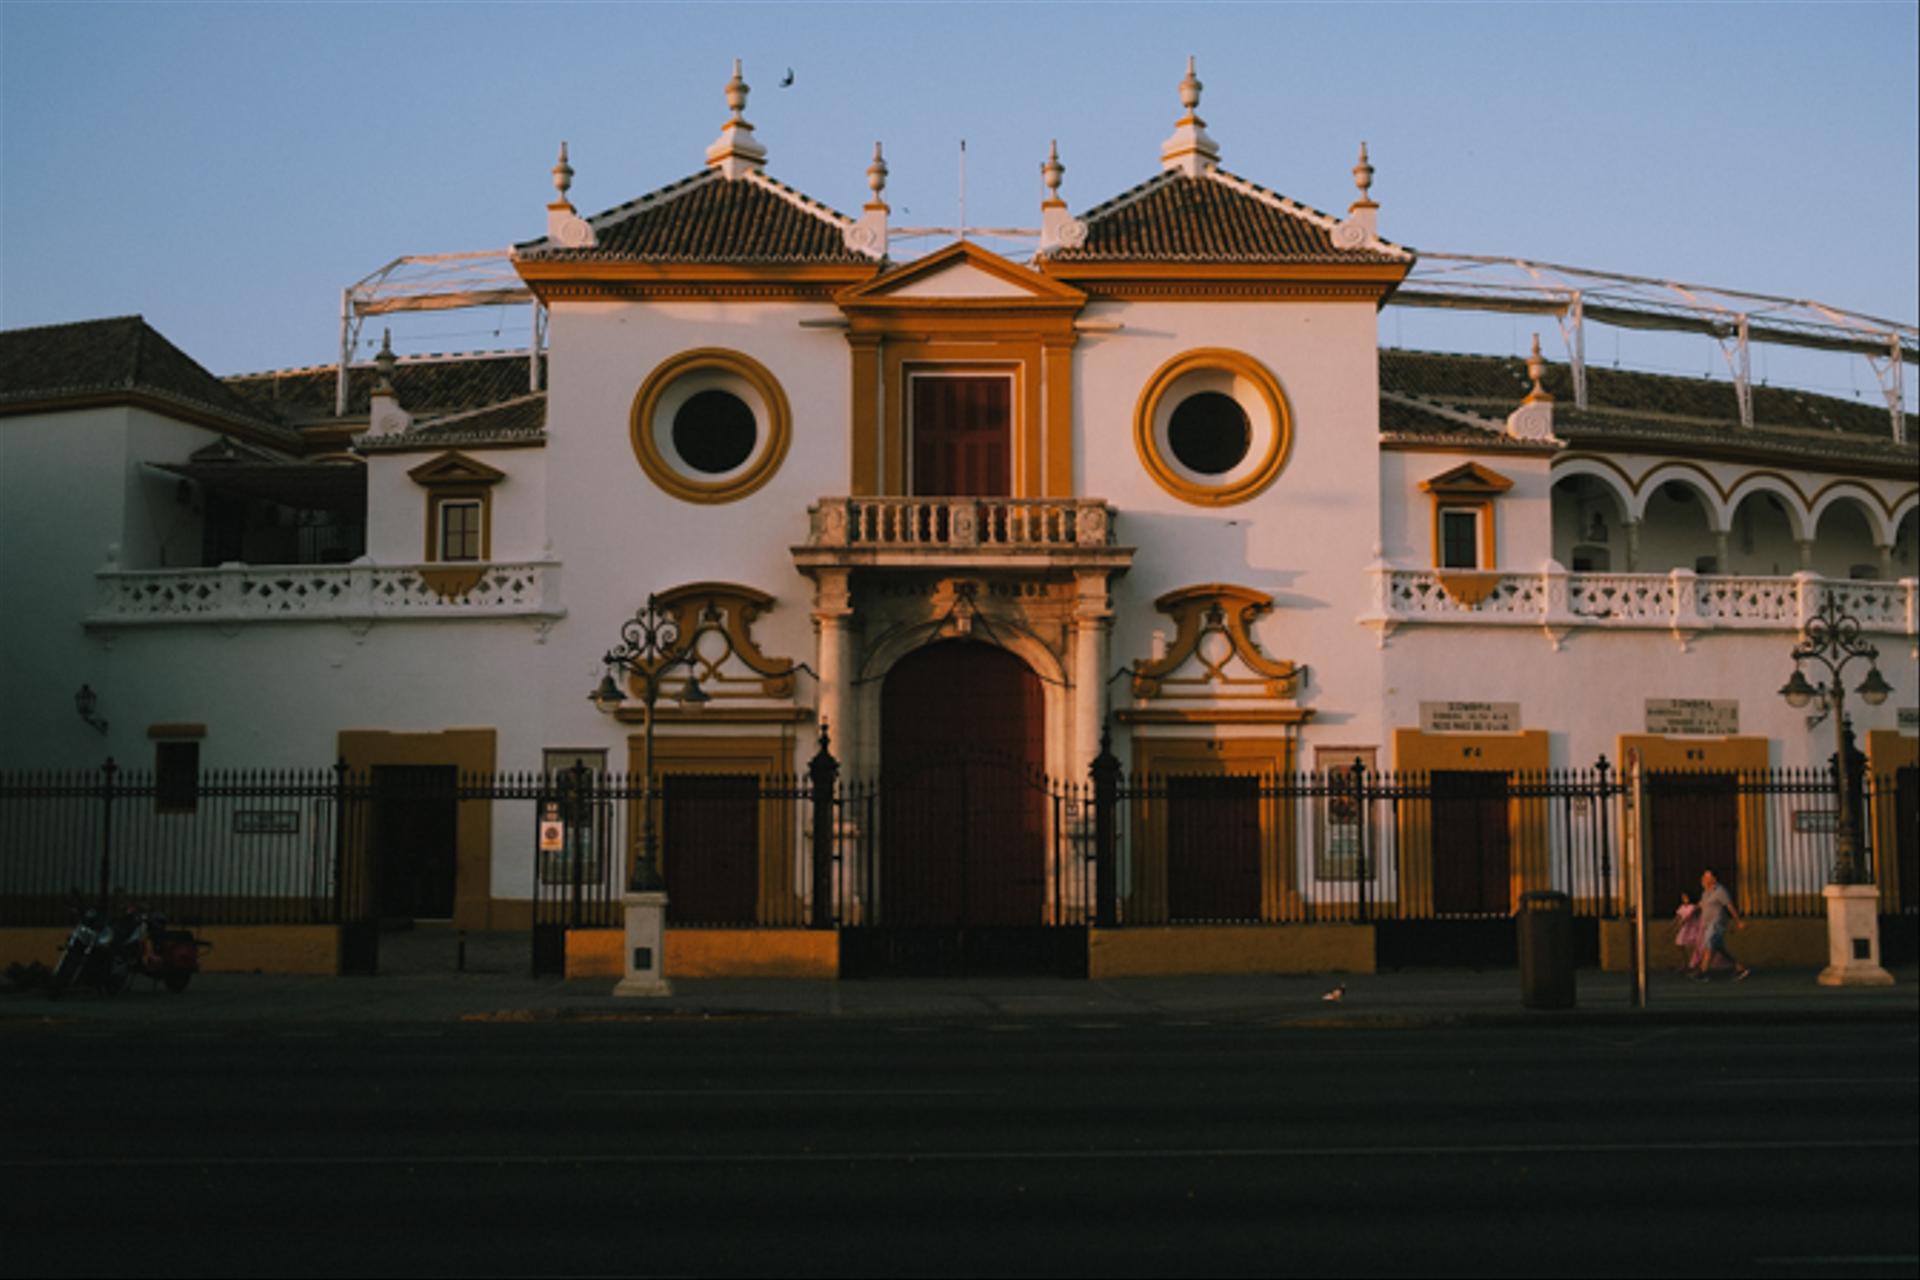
[408,452,506,564]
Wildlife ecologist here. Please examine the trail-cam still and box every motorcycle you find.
[47,901,137,1000]
[47,901,209,999]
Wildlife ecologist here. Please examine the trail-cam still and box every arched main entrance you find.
[847,639,1082,975]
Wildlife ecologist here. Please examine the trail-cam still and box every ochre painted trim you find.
[337,728,498,929]
[1089,925,1374,977]
[1133,348,1292,507]
[1865,729,1916,913]
[625,733,802,926]
[629,348,792,504]
[516,259,877,305]
[849,336,882,496]
[1043,338,1075,496]
[1129,736,1302,923]
[1617,733,1772,909]
[665,928,837,978]
[1391,728,1552,916]
[1116,708,1314,725]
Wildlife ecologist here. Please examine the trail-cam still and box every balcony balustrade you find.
[85,560,564,628]
[1364,565,1916,647]
[797,496,1130,571]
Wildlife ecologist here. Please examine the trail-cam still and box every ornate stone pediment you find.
[617,582,798,704]
[1131,583,1302,702]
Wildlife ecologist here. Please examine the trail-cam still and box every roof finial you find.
[1042,139,1065,203]
[1352,141,1374,205]
[552,141,574,203]
[373,329,397,395]
[866,141,888,205]
[706,58,768,177]
[1160,55,1220,177]
[844,141,890,260]
[1038,139,1088,254]
[1526,333,1551,402]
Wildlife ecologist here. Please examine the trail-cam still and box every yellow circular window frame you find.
[1134,348,1292,507]
[630,348,792,504]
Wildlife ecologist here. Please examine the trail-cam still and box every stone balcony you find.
[84,559,565,630]
[1362,564,1917,650]
[793,496,1133,574]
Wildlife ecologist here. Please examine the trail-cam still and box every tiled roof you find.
[356,393,547,453]
[516,168,869,264]
[225,351,545,426]
[0,316,291,439]
[1045,169,1410,264]
[1379,349,1916,467]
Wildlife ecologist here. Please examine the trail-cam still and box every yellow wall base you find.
[667,929,838,978]
[1,925,341,976]
[1090,925,1376,977]
[1597,917,1830,972]
[564,928,840,979]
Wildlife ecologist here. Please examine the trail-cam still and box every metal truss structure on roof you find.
[335,245,1917,442]
[1392,253,1917,442]
[337,252,537,415]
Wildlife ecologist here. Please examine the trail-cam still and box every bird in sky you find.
[780,67,795,88]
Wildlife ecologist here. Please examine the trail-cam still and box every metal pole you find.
[97,757,118,908]
[1624,748,1648,1008]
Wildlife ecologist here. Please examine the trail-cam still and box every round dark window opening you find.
[671,389,758,475]
[1167,392,1251,476]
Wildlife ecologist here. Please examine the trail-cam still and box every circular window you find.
[631,349,791,503]
[1168,392,1251,475]
[1134,349,1291,506]
[672,390,757,475]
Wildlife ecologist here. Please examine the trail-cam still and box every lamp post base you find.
[1817,883,1894,987]
[613,890,673,997]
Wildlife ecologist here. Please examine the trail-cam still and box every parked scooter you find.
[136,911,210,992]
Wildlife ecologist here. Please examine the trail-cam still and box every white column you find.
[1072,570,1113,778]
[812,569,856,768]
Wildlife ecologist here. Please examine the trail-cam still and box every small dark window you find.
[155,741,200,814]
[672,390,758,475]
[437,499,482,561]
[1441,509,1481,570]
[1167,392,1251,476]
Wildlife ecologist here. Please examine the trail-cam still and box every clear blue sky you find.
[3,2,1914,402]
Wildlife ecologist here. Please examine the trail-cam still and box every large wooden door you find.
[911,375,1012,497]
[879,641,1045,926]
[1430,770,1511,916]
[1646,773,1739,910]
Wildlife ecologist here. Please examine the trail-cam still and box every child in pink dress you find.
[1673,894,1703,974]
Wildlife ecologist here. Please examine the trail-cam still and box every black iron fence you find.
[4,751,1911,942]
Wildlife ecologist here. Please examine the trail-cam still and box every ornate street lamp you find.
[590,595,708,892]
[1777,594,1889,885]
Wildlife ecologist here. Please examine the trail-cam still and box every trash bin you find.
[1517,889,1575,1009]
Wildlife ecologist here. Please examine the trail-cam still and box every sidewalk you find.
[5,958,1915,1030]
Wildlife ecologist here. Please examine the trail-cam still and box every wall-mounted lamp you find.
[74,685,109,736]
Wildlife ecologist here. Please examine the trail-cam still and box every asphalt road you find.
[4,1017,1915,1278]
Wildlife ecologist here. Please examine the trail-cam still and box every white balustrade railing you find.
[806,497,1116,550]
[87,560,564,627]
[1366,566,1917,639]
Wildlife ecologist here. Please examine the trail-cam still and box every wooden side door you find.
[371,764,457,920]
[1430,770,1511,916]
[1646,773,1739,910]
[911,375,1012,497]
[1166,775,1261,922]
[662,773,759,926]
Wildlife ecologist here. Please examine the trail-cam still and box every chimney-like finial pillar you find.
[1160,56,1220,177]
[706,58,768,177]
[1505,333,1558,441]
[1038,139,1087,254]
[545,140,596,247]
[366,329,413,438]
[843,141,890,260]
[1333,141,1381,248]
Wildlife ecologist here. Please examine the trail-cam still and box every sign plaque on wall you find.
[1645,698,1739,736]
[1419,701,1520,734]
[233,810,299,836]
[1899,707,1919,730]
